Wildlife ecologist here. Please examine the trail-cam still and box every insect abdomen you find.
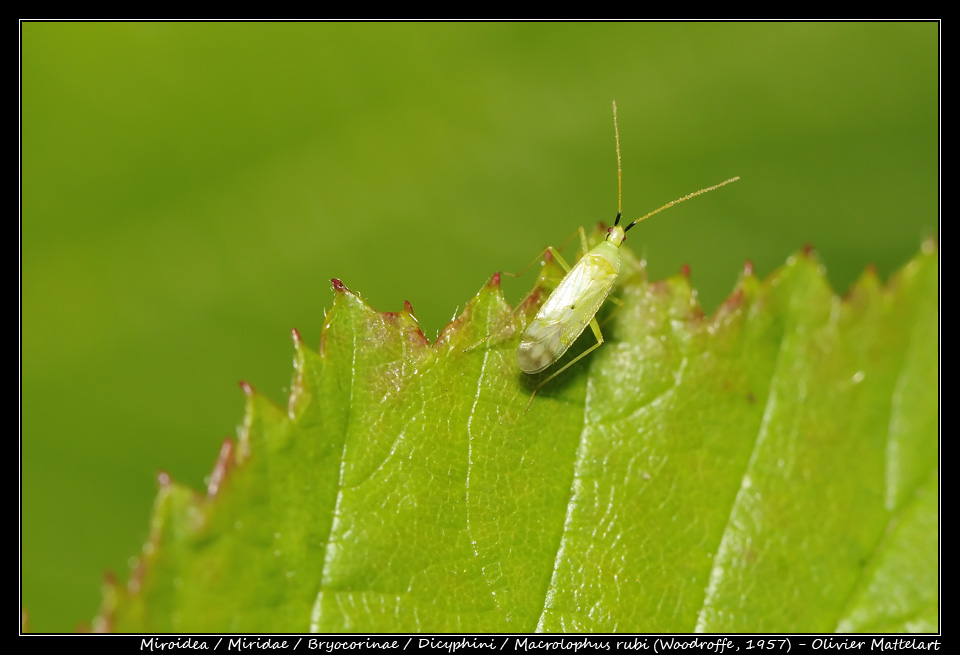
[516,248,619,375]
[517,319,564,374]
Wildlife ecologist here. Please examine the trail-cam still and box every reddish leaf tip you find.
[291,327,301,343]
[680,263,691,278]
[330,278,348,292]
[404,300,415,314]
[802,242,816,257]
[491,272,502,287]
[543,249,554,263]
[520,286,548,312]
[239,380,254,396]
[723,287,745,311]
[156,470,171,487]
[743,259,754,276]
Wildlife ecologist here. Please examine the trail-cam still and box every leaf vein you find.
[694,323,789,632]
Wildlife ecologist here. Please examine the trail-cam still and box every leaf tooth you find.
[376,305,430,350]
[718,287,746,316]
[737,269,762,302]
[206,438,236,498]
[436,275,512,347]
[734,259,762,301]
[434,315,464,347]
[517,285,546,314]
[102,569,117,585]
[237,378,293,461]
[91,479,208,632]
[709,263,761,330]
[88,571,120,632]
[647,269,702,324]
[288,331,324,420]
[843,264,882,307]
[237,388,254,461]
[400,300,432,346]
[289,341,307,417]
[789,242,828,279]
[127,555,146,594]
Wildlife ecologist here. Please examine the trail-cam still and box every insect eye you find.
[606,226,614,234]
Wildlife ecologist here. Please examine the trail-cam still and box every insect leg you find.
[501,229,581,280]
[545,245,574,273]
[598,295,623,328]
[524,316,604,413]
[465,231,582,355]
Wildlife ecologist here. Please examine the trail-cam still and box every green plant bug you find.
[516,101,739,409]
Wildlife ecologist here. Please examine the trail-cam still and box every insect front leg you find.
[464,237,579,355]
[577,225,590,259]
[599,295,624,327]
[501,228,582,281]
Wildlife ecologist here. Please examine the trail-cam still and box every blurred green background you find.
[21,22,937,632]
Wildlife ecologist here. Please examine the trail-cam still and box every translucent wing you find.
[517,247,619,374]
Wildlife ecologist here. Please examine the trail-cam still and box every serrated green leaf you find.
[96,240,938,633]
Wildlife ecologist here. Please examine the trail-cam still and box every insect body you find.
[516,101,738,408]
[517,227,622,374]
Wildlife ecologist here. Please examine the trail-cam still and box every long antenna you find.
[612,100,623,224]
[623,176,740,232]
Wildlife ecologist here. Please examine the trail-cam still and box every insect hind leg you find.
[523,315,604,413]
